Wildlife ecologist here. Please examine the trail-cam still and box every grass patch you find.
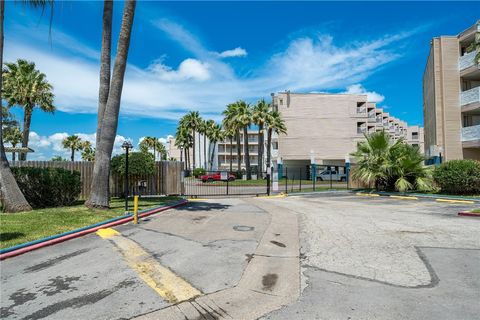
[0,196,180,249]
[471,208,480,213]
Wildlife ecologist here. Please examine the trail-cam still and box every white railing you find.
[461,124,480,141]
[461,86,480,106]
[459,50,477,71]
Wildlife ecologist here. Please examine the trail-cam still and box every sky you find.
[3,1,480,160]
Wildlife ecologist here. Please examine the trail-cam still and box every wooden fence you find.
[9,160,183,199]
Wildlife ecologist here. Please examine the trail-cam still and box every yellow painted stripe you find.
[436,199,475,204]
[390,195,418,200]
[258,193,287,198]
[188,198,209,201]
[97,230,201,303]
[96,228,120,238]
[356,192,380,197]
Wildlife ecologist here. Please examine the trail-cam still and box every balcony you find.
[357,127,367,134]
[459,50,477,71]
[461,87,480,111]
[461,125,480,147]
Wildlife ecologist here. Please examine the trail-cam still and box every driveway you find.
[262,193,480,319]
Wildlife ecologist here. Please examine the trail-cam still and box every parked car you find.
[317,169,347,182]
[199,172,236,183]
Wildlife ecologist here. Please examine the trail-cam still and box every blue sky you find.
[3,1,480,160]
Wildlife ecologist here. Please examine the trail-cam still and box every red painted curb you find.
[458,211,480,217]
[0,200,188,261]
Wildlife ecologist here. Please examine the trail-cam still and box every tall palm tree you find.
[3,59,55,160]
[252,99,269,178]
[86,0,136,209]
[4,126,22,161]
[351,131,433,192]
[81,141,95,162]
[204,119,216,169]
[207,123,223,170]
[235,101,252,180]
[182,111,201,169]
[265,110,287,173]
[0,0,53,212]
[223,127,235,173]
[140,137,166,160]
[175,123,192,170]
[62,135,83,162]
[223,103,242,173]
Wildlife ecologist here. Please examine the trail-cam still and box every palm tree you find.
[252,99,269,178]
[207,123,223,170]
[222,103,242,173]
[86,0,136,209]
[81,141,95,162]
[3,126,22,161]
[3,59,55,161]
[351,131,433,192]
[204,119,216,169]
[175,123,192,170]
[265,110,287,174]
[0,0,53,212]
[181,111,201,169]
[62,135,83,162]
[140,137,166,160]
[234,101,253,180]
[223,127,236,173]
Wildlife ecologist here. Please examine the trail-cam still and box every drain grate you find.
[233,225,254,232]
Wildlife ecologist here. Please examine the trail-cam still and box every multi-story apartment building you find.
[270,92,423,175]
[423,20,480,161]
[216,131,262,171]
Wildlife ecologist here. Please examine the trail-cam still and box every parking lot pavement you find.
[0,198,270,320]
[262,193,480,319]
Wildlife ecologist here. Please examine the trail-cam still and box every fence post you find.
[299,168,302,192]
[285,167,288,194]
[226,172,229,195]
[266,170,270,196]
[329,166,333,189]
[292,174,295,193]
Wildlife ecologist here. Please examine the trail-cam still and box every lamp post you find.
[345,155,350,189]
[438,146,443,164]
[122,140,133,213]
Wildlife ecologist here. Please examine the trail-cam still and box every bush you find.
[192,168,206,178]
[12,167,82,208]
[433,160,480,195]
[111,152,155,177]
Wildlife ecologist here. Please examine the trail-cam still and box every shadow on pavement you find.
[176,201,232,212]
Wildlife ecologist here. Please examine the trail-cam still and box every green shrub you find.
[192,168,206,178]
[433,160,480,195]
[111,152,155,177]
[12,167,82,208]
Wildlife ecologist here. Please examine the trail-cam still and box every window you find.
[272,142,278,150]
[412,132,419,140]
[412,144,419,148]
[279,98,284,105]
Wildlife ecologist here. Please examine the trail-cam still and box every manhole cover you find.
[233,225,254,232]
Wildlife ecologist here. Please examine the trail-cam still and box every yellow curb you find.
[97,229,201,303]
[96,228,120,239]
[187,198,210,201]
[356,192,380,197]
[436,199,475,204]
[390,195,418,200]
[258,193,287,199]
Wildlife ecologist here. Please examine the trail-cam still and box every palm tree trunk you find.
[86,0,136,209]
[0,1,32,212]
[229,136,233,173]
[197,132,201,169]
[267,128,272,172]
[71,148,74,162]
[192,130,196,169]
[210,141,216,170]
[236,131,241,173]
[20,107,32,161]
[95,0,113,149]
[244,127,251,180]
[257,124,263,178]
[203,133,206,169]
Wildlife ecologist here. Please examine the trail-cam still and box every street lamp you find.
[122,140,133,213]
[438,146,443,164]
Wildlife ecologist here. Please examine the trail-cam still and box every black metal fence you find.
[182,170,269,197]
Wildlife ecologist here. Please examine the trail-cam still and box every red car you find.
[199,172,236,182]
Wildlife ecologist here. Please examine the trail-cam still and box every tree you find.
[252,99,269,178]
[51,155,67,161]
[3,59,55,160]
[234,101,253,179]
[175,122,192,170]
[86,0,136,209]
[140,136,167,160]
[351,131,433,192]
[62,135,83,162]
[3,126,22,161]
[81,141,95,162]
[223,103,242,173]
[265,110,287,173]
[181,111,201,169]
[206,122,223,170]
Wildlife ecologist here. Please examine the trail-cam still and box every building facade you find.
[271,92,423,175]
[423,20,480,161]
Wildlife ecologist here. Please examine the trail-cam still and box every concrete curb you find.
[0,199,188,261]
[355,190,479,203]
[458,211,480,217]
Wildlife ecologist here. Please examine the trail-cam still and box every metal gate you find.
[182,170,269,197]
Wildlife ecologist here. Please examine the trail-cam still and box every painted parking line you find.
[390,195,418,200]
[436,199,475,204]
[96,228,202,303]
[356,192,380,197]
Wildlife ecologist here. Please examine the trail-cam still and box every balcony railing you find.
[461,125,480,142]
[461,87,480,106]
[459,50,478,71]
[357,127,367,134]
[357,107,367,114]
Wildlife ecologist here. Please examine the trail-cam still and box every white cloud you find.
[4,20,415,121]
[342,84,385,103]
[217,47,248,58]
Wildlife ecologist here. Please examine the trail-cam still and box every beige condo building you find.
[423,20,480,161]
[271,92,423,174]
